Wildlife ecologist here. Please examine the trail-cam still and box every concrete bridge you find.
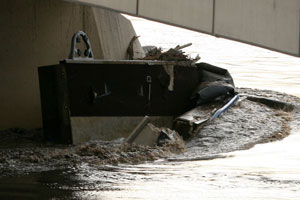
[67,0,300,57]
[0,0,299,131]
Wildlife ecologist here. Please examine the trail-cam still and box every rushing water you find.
[1,16,300,200]
[90,133,300,200]
[96,16,300,200]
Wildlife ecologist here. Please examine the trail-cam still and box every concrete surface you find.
[93,7,145,59]
[138,0,214,33]
[0,0,143,129]
[66,0,137,15]
[214,0,300,56]
[70,117,173,144]
[127,123,160,147]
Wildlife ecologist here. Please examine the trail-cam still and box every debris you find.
[173,105,213,140]
[210,94,239,120]
[245,95,296,112]
[143,46,162,57]
[157,128,179,146]
[126,116,185,149]
[142,43,200,63]
[126,117,161,147]
[162,64,175,91]
[159,48,188,61]
[126,116,151,144]
[172,61,238,140]
[126,120,166,147]
[174,43,192,50]
[191,81,235,105]
[130,123,160,147]
[159,129,186,154]
[174,94,239,140]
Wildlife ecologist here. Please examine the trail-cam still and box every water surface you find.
[97,16,300,200]
[1,16,300,200]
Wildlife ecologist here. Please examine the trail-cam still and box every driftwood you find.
[142,43,200,63]
[174,43,192,50]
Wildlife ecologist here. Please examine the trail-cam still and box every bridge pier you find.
[0,0,144,130]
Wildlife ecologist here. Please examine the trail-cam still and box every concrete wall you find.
[93,7,145,59]
[214,0,300,56]
[0,0,143,129]
[66,0,138,15]
[67,0,300,56]
[138,0,214,33]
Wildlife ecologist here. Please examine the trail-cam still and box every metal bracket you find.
[146,76,152,101]
[91,83,111,103]
[69,31,94,60]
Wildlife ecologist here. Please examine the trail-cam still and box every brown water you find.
[97,16,300,200]
[1,16,300,200]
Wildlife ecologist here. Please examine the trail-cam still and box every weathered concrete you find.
[126,123,160,147]
[66,0,137,15]
[0,0,143,129]
[214,0,300,56]
[93,8,145,59]
[138,0,214,33]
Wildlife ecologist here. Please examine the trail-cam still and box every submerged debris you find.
[126,116,185,150]
[170,88,297,161]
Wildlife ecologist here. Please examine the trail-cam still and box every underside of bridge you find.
[67,0,300,57]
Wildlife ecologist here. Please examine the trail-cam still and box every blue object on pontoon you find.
[210,94,239,120]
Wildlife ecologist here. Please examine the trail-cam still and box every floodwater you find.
[1,16,300,199]
[109,16,300,200]
[96,133,300,200]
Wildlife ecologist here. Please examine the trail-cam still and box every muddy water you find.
[97,133,300,200]
[1,17,300,199]
[99,16,300,199]
[3,132,299,199]
[89,17,300,199]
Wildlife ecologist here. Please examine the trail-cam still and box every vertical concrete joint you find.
[299,1,300,56]
[136,0,139,16]
[212,0,216,35]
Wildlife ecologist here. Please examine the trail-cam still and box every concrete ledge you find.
[70,116,173,144]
